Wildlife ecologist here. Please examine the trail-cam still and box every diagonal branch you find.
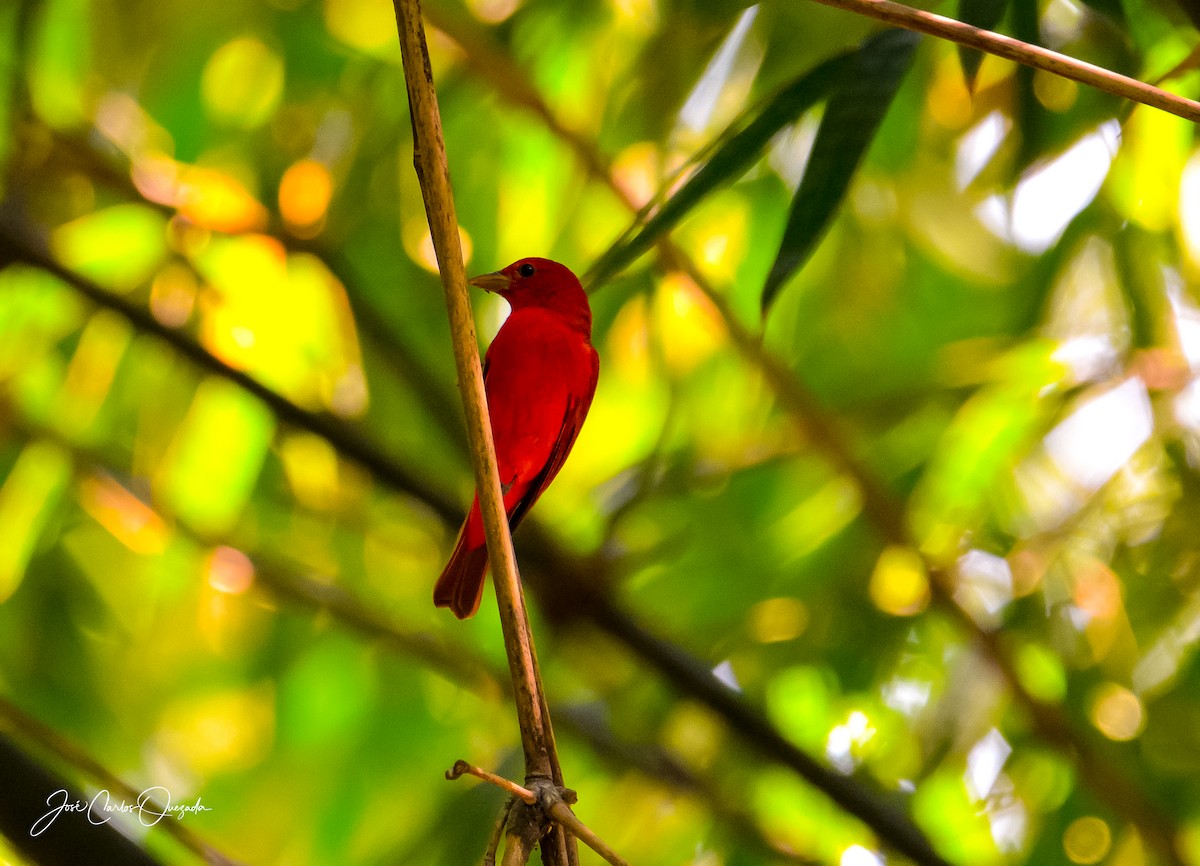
[806,0,1200,122]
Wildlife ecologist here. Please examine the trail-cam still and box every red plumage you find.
[434,258,599,619]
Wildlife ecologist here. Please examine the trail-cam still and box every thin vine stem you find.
[389,1,579,862]
[808,0,1200,122]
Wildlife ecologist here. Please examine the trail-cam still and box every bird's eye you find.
[517,263,536,278]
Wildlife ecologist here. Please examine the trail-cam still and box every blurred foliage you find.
[1,0,1200,864]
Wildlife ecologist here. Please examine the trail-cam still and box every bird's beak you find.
[467,271,511,294]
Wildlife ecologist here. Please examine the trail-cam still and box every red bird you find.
[434,257,599,619]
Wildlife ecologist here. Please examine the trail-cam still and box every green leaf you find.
[761,30,919,314]
[586,49,854,289]
[0,440,72,603]
[1011,0,1043,170]
[51,204,169,292]
[957,0,1010,89]
[157,377,275,536]
[0,5,18,198]
[26,0,89,128]
[1168,0,1200,29]
[1078,0,1126,22]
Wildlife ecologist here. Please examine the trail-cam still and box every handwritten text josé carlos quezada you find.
[31,787,211,836]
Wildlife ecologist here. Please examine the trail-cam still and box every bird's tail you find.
[433,526,489,619]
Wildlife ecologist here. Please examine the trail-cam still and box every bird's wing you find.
[506,345,599,531]
[506,398,583,531]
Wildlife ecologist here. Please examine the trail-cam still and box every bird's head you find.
[469,258,591,334]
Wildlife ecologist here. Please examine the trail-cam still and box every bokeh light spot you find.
[28,0,89,128]
[52,204,169,292]
[613,143,660,207]
[662,703,723,769]
[1063,816,1111,864]
[201,37,285,128]
[1091,683,1144,741]
[413,225,473,273]
[0,441,72,602]
[55,310,130,434]
[1014,642,1067,702]
[841,844,883,866]
[206,545,255,595]
[150,263,198,327]
[79,473,169,556]
[869,546,930,616]
[1179,151,1200,271]
[654,272,723,373]
[611,0,659,33]
[178,166,269,233]
[156,686,275,777]
[1033,69,1078,112]
[1045,378,1153,491]
[965,728,1011,800]
[1073,559,1123,623]
[606,294,651,384]
[827,710,876,773]
[466,0,521,23]
[133,158,269,233]
[677,6,760,136]
[749,597,808,643]
[954,549,1013,626]
[324,0,397,53]
[926,52,972,130]
[280,432,340,511]
[190,236,366,414]
[157,378,275,536]
[279,158,333,234]
[956,111,1011,189]
[1004,123,1119,253]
